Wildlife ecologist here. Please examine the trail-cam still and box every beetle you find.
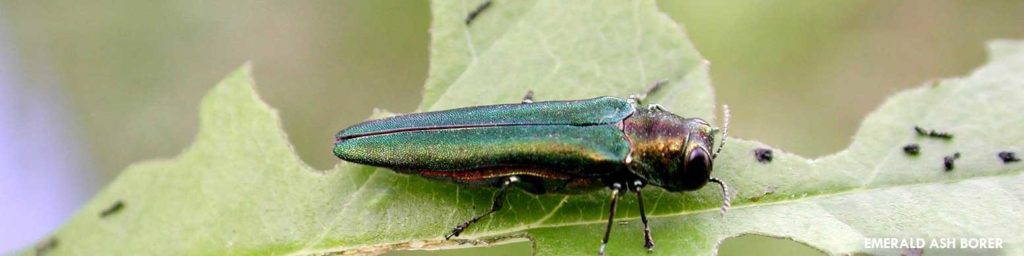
[333,83,730,255]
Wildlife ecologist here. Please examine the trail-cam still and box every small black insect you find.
[465,0,493,25]
[902,144,920,155]
[913,126,925,135]
[943,152,961,171]
[914,126,953,140]
[998,151,1020,163]
[754,148,773,163]
[100,200,125,218]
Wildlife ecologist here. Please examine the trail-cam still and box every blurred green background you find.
[1,0,1021,254]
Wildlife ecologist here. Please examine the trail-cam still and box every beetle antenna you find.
[713,105,730,160]
[709,177,731,215]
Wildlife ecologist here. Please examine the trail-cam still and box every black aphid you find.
[943,152,961,171]
[100,200,125,218]
[998,151,1020,163]
[914,126,953,140]
[465,0,493,25]
[754,148,773,163]
[903,144,920,155]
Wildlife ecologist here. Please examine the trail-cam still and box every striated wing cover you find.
[336,97,633,139]
[335,125,630,175]
[334,97,635,175]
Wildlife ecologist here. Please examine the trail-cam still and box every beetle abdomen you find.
[415,166,606,194]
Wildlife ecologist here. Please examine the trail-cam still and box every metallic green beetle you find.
[334,85,731,255]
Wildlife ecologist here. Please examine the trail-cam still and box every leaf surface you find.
[40,1,1024,255]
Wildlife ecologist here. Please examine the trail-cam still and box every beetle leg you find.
[632,181,655,251]
[644,79,669,96]
[521,90,534,103]
[629,79,669,105]
[598,183,623,256]
[445,177,514,240]
[709,177,732,215]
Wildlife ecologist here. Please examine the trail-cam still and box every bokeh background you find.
[1,0,1022,254]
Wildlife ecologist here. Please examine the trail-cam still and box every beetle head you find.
[624,106,727,192]
[670,118,716,191]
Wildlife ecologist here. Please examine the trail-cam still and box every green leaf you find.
[38,1,1023,256]
[421,0,713,120]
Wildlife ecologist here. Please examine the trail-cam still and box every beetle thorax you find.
[622,107,715,191]
[623,108,688,180]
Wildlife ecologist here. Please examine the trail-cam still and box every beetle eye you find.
[680,147,711,190]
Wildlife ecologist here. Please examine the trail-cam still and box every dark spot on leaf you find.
[914,125,953,140]
[914,126,926,135]
[35,237,58,255]
[754,148,773,163]
[943,152,961,171]
[998,151,1020,163]
[100,200,125,218]
[903,144,920,156]
[465,0,493,25]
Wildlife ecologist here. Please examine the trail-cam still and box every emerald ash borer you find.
[334,85,731,255]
